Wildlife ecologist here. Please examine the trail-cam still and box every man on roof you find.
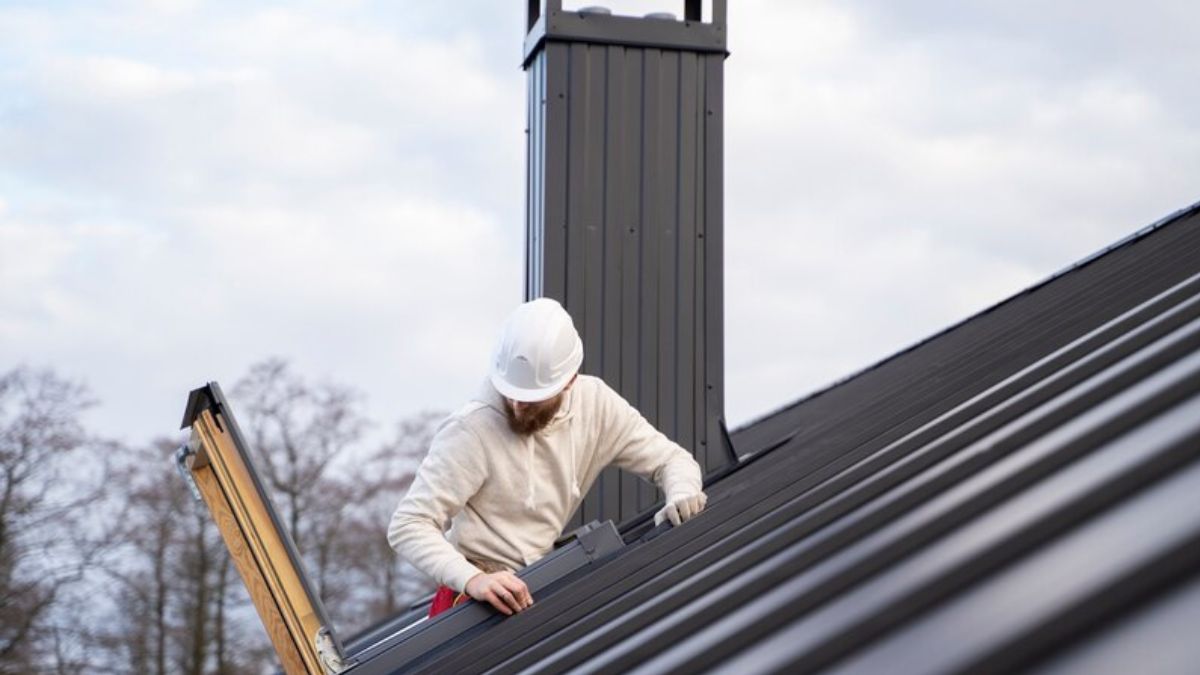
[389,297,707,618]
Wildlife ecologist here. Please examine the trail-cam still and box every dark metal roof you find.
[351,201,1200,674]
[344,522,624,673]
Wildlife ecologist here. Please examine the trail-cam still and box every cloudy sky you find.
[2,0,1197,447]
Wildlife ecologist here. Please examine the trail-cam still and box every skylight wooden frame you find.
[181,383,341,675]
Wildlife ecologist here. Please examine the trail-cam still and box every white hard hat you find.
[490,298,584,402]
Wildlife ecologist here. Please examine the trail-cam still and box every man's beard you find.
[504,392,565,435]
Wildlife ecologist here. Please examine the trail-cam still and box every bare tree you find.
[294,410,444,636]
[349,411,445,618]
[0,361,450,673]
[0,367,104,674]
[71,358,451,672]
[97,438,276,675]
[232,358,368,556]
[101,441,188,675]
[230,359,444,635]
[230,357,390,634]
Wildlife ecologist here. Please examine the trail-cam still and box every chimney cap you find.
[524,1,728,67]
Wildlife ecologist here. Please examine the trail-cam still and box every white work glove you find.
[654,491,708,527]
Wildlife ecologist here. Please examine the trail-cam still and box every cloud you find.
[0,2,525,443]
[1,1,1198,443]
[73,55,203,96]
[721,0,1200,426]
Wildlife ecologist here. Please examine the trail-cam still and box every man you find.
[388,298,708,617]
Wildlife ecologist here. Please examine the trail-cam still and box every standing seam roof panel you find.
[413,208,1200,675]
[501,270,1200,673]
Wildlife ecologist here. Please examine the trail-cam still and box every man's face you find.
[504,391,565,435]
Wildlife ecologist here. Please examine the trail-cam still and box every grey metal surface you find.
[586,315,1200,673]
[1033,574,1200,675]
[698,387,1200,675]
[525,3,729,530]
[528,294,1200,672]
[345,520,624,674]
[398,207,1200,674]
[821,400,1200,675]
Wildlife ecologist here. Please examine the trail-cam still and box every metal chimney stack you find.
[522,1,730,529]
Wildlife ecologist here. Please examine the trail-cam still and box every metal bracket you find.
[555,519,601,549]
[577,520,623,560]
[316,626,356,674]
[719,416,739,467]
[174,444,202,502]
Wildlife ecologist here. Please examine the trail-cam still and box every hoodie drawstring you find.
[524,437,537,511]
[569,430,581,500]
[524,421,581,513]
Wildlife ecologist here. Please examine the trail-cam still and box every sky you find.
[1,1,1198,448]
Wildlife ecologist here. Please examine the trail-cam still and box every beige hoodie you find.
[387,374,703,592]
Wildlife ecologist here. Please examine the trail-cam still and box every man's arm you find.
[388,418,533,615]
[387,418,490,593]
[598,380,707,526]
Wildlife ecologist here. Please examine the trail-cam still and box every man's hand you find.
[654,491,708,527]
[464,571,534,616]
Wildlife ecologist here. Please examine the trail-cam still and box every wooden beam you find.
[188,408,326,675]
